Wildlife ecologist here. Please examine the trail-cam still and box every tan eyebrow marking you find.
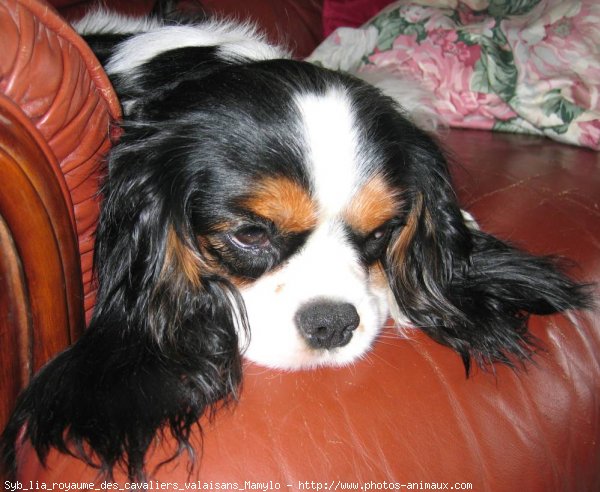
[344,174,402,234]
[242,176,317,233]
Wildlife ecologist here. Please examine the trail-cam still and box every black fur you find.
[1,23,593,482]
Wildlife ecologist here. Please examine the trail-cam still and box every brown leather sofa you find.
[1,0,599,489]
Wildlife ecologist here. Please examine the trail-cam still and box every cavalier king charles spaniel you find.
[1,8,592,481]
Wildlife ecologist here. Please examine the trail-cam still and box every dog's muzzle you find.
[294,300,360,349]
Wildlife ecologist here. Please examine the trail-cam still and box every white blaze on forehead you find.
[295,89,366,217]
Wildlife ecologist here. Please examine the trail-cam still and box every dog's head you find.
[99,56,474,370]
[2,22,590,482]
[98,51,589,371]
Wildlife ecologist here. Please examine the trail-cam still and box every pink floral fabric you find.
[307,0,600,150]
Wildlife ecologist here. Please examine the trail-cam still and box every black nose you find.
[294,300,360,349]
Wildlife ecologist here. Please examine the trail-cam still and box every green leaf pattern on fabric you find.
[477,32,518,103]
[540,89,586,131]
[368,9,427,51]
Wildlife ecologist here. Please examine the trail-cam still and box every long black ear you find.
[0,127,245,481]
[384,136,592,373]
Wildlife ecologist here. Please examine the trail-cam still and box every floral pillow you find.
[308,0,600,150]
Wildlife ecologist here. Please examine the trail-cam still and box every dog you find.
[1,8,592,481]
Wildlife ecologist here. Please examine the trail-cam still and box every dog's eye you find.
[367,224,390,244]
[370,226,387,241]
[231,225,271,249]
[362,224,392,262]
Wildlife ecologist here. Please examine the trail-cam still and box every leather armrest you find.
[0,0,120,429]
